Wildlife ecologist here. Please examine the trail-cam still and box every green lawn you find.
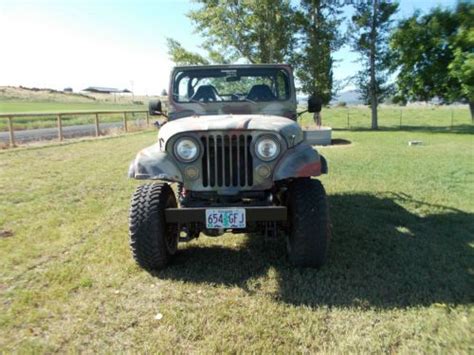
[0,127,473,352]
[299,105,472,131]
[1,102,471,132]
[0,101,146,131]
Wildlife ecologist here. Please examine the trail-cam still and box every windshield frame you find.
[171,66,292,104]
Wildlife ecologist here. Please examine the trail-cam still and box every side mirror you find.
[148,99,162,116]
[308,95,322,113]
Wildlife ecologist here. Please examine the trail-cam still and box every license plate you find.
[205,208,246,229]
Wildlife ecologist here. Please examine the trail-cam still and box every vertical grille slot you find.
[239,135,245,186]
[231,135,238,186]
[201,133,253,188]
[247,135,253,186]
[209,136,215,187]
[201,136,209,187]
[216,136,223,186]
[224,135,230,186]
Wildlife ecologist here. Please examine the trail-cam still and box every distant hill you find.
[0,86,158,105]
[331,90,363,105]
[297,90,363,106]
[0,86,97,103]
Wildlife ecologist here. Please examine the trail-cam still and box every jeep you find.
[128,64,329,270]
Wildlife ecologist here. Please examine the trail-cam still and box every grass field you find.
[1,102,471,133]
[0,102,142,113]
[0,101,146,131]
[299,105,472,131]
[0,125,473,352]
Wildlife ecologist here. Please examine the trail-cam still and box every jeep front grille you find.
[201,134,253,187]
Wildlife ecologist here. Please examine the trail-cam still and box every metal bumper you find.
[165,206,287,223]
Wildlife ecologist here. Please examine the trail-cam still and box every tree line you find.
[167,0,474,127]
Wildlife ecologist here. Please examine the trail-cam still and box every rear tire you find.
[287,178,330,268]
[129,183,178,270]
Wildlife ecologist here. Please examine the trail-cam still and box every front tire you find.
[129,183,178,270]
[287,178,330,268]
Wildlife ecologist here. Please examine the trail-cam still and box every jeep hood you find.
[158,114,304,147]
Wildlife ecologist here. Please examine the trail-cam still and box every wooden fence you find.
[0,110,150,147]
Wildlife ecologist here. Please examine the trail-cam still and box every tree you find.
[167,0,342,104]
[349,0,399,129]
[160,89,168,96]
[292,0,344,105]
[167,0,296,65]
[166,38,209,65]
[391,2,474,119]
[450,2,474,119]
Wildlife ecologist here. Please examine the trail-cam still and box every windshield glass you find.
[172,68,290,103]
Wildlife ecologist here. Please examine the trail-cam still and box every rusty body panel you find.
[158,114,304,146]
[274,142,323,181]
[128,143,182,181]
[129,64,327,196]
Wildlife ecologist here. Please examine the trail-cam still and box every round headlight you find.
[174,137,199,162]
[255,136,280,161]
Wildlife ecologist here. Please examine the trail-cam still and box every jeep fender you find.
[273,143,327,181]
[128,143,183,182]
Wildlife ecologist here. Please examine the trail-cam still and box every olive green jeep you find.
[128,64,329,270]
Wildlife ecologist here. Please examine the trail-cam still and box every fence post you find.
[450,109,454,129]
[95,113,100,137]
[399,109,402,129]
[7,116,15,147]
[146,111,150,127]
[57,114,63,141]
[123,112,128,132]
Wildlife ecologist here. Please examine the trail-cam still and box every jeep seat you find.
[191,85,220,102]
[246,84,276,101]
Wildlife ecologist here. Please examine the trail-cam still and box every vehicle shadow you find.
[154,192,474,309]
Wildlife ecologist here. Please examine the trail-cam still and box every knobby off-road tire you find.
[129,183,178,270]
[287,178,330,268]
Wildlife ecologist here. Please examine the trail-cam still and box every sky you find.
[0,0,458,95]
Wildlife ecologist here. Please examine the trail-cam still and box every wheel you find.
[129,183,178,270]
[286,178,330,268]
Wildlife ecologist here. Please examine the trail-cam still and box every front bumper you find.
[165,206,287,223]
